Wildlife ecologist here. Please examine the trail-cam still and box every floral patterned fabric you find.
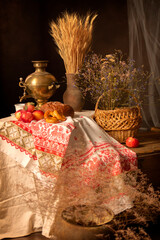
[0,116,137,178]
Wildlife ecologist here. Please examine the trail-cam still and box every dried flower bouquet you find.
[75,50,150,110]
[50,12,97,74]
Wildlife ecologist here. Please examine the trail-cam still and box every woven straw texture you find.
[94,91,142,143]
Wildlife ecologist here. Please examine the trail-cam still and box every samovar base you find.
[36,99,48,109]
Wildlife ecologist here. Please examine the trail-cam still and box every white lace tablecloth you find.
[0,114,137,239]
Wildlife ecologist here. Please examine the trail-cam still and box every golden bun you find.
[40,102,74,118]
[63,104,74,118]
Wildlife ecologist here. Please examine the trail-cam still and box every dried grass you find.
[18,167,160,239]
[50,12,97,73]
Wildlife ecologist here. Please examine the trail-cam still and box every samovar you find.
[19,60,60,108]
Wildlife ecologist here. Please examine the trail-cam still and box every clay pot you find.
[63,73,85,112]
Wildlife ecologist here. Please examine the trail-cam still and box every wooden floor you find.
[4,224,160,240]
[3,130,160,240]
[4,233,48,240]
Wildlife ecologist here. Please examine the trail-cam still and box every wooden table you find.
[127,130,160,188]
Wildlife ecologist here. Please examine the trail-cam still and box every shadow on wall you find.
[0,0,129,118]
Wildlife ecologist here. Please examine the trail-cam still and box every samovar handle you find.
[19,77,25,88]
[55,84,60,89]
[19,77,31,102]
[55,81,61,89]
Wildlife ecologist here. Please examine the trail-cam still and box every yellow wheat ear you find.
[50,12,97,74]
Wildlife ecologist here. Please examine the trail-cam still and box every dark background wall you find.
[0,0,129,118]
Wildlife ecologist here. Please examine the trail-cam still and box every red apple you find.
[23,102,35,112]
[15,109,25,120]
[32,110,44,121]
[21,111,34,123]
[126,137,139,148]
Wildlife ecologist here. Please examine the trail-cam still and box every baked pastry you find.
[40,101,62,112]
[44,110,66,123]
[63,104,74,118]
[40,101,74,118]
[40,101,63,114]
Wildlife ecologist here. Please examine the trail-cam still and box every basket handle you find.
[95,88,141,113]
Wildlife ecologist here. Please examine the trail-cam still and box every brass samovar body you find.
[19,60,59,108]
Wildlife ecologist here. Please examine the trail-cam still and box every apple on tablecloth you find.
[126,137,139,148]
[15,109,25,120]
[32,110,44,121]
[20,111,34,123]
[15,108,44,122]
[23,102,35,112]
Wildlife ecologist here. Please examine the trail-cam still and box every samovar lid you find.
[32,60,48,69]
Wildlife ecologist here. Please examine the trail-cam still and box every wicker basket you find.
[94,89,142,143]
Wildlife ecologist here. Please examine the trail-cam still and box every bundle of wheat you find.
[50,12,97,74]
